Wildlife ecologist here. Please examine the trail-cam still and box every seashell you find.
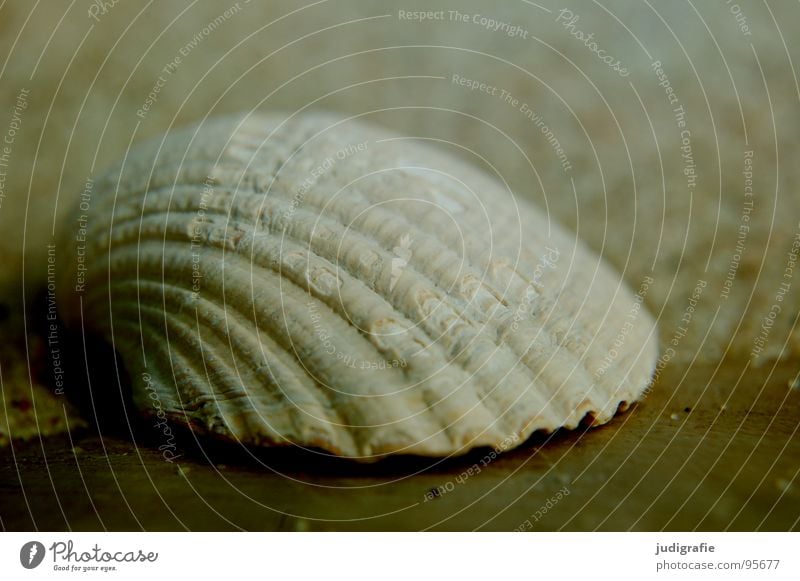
[59,112,658,461]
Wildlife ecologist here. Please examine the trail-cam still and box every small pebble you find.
[670,413,680,421]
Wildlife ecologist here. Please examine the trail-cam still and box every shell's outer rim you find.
[137,395,646,462]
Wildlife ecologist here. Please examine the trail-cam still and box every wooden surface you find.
[1,358,797,531]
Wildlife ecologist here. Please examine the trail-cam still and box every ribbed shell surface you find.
[61,113,658,460]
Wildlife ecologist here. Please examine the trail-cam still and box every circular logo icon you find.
[19,541,46,569]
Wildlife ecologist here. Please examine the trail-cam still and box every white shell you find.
[61,113,658,460]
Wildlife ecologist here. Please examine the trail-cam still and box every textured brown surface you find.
[0,323,84,445]
[0,359,797,531]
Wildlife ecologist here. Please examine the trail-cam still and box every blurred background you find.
[0,0,797,530]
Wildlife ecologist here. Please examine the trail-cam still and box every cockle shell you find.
[60,112,658,461]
